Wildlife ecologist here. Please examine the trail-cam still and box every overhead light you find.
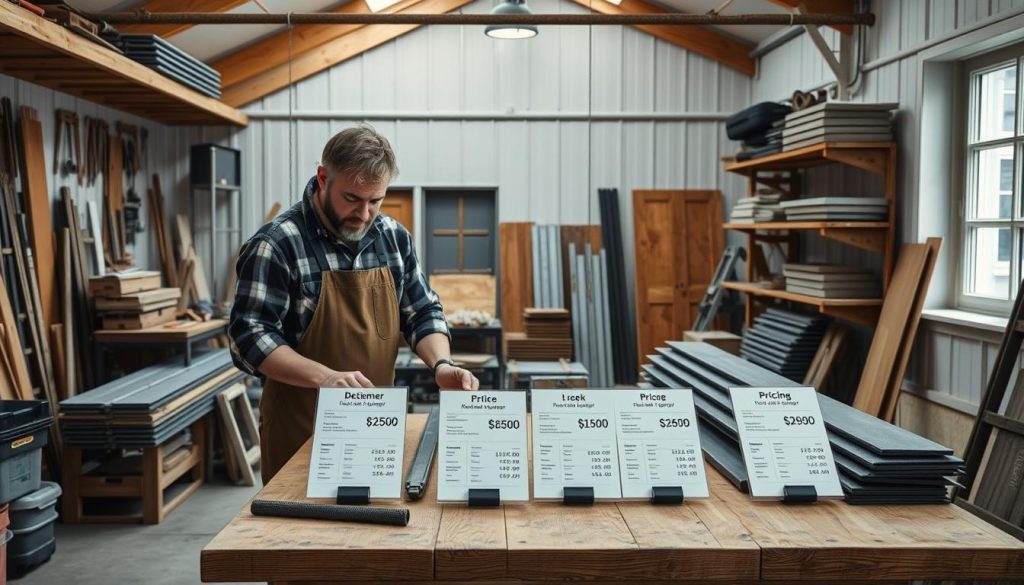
[485,0,538,39]
[604,0,622,4]
[365,0,401,12]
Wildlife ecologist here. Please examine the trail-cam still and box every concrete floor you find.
[19,479,262,585]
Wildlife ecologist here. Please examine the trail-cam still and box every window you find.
[958,49,1024,312]
[423,189,497,276]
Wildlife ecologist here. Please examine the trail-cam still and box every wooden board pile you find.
[90,271,179,330]
[739,308,828,381]
[507,308,573,361]
[642,342,962,504]
[59,349,241,448]
[783,263,880,299]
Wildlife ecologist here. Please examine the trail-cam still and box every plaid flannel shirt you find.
[228,176,450,376]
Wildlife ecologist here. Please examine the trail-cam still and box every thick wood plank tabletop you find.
[201,414,1024,583]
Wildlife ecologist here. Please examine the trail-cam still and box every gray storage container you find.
[7,481,59,578]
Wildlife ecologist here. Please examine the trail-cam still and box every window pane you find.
[965,226,1011,300]
[971,145,1015,219]
[977,64,1017,142]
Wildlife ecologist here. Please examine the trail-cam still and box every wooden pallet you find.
[61,416,207,525]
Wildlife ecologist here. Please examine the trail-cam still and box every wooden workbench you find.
[201,415,1024,584]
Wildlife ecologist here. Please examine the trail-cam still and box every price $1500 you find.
[783,415,815,426]
[578,418,609,430]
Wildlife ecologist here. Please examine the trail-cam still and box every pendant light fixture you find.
[484,0,538,39]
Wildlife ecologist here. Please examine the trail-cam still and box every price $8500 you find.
[488,419,521,430]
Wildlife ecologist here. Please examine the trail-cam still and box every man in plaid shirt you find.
[229,126,479,482]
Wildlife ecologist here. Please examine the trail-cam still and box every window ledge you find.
[921,308,1008,333]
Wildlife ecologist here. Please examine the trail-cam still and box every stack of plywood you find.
[782,102,896,150]
[780,197,888,221]
[783,264,881,299]
[524,308,571,338]
[506,308,573,361]
[89,271,178,330]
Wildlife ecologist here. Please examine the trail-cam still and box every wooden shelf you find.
[723,281,882,327]
[724,142,895,176]
[0,3,248,127]
[724,221,890,253]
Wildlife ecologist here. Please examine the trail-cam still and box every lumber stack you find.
[783,263,881,299]
[507,308,573,361]
[90,271,178,330]
[59,349,241,448]
[641,342,962,505]
[780,197,889,222]
[728,191,784,224]
[739,308,828,381]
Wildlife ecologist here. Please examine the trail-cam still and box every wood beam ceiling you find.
[118,0,251,37]
[765,0,856,34]
[214,0,473,107]
[566,0,755,76]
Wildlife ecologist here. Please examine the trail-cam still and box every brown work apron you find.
[259,235,400,484]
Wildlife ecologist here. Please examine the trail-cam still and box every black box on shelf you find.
[190,144,241,188]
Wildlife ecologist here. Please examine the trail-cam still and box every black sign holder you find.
[563,486,595,505]
[468,488,501,508]
[336,486,371,505]
[651,486,684,505]
[782,485,817,504]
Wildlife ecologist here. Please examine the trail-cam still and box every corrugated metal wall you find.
[751,0,1024,412]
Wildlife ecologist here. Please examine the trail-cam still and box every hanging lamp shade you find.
[485,0,538,39]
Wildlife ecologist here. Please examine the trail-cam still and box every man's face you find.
[316,166,388,242]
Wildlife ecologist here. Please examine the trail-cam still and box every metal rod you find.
[87,11,874,27]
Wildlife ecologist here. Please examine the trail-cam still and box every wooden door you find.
[382,189,414,234]
[633,190,723,364]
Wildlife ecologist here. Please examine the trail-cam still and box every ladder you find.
[693,246,745,332]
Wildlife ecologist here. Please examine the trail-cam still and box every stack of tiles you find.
[640,341,962,504]
[738,308,828,381]
[90,271,180,330]
[782,102,896,151]
[780,197,888,221]
[783,264,881,299]
[729,191,784,223]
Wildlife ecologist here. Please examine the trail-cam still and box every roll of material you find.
[250,499,410,526]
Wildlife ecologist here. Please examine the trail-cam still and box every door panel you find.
[382,189,414,234]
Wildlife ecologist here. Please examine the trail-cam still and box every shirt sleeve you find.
[228,236,295,375]
[397,232,450,349]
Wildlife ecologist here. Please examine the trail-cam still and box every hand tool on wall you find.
[54,109,81,184]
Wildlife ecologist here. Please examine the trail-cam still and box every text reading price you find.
[488,419,521,430]
[366,416,400,427]
[578,418,609,429]
[659,417,690,428]
[783,415,815,426]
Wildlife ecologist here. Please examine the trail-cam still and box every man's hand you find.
[318,370,373,388]
[435,364,480,390]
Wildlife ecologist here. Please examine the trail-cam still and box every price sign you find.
[531,389,622,500]
[729,386,842,500]
[306,387,408,499]
[438,390,529,502]
[613,389,709,499]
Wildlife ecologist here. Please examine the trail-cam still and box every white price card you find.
[613,389,708,499]
[730,386,842,500]
[437,390,529,502]
[531,389,622,500]
[306,387,408,499]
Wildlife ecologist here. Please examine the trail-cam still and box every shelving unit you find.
[723,142,897,328]
[0,2,248,127]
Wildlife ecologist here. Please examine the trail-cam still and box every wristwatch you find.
[430,358,456,376]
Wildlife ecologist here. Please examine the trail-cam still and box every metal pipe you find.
[87,11,874,27]
[246,110,733,121]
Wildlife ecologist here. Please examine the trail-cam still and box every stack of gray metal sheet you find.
[739,308,828,381]
[568,242,614,388]
[781,102,895,150]
[532,225,564,309]
[641,341,961,504]
[116,35,222,98]
[783,263,880,299]
[60,350,243,449]
[780,197,889,221]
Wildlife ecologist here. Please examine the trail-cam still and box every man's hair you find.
[320,125,398,184]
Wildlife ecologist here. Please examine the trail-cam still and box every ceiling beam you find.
[117,0,250,37]
[217,0,473,107]
[765,0,856,35]
[566,0,755,76]
[212,0,424,90]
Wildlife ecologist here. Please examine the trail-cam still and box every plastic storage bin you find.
[7,482,59,579]
[0,402,52,505]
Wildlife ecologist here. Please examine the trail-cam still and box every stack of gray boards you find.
[115,35,222,98]
[59,349,243,449]
[739,308,827,381]
[783,263,880,299]
[641,341,961,504]
[729,191,783,224]
[782,102,896,151]
[598,188,639,383]
[532,224,564,309]
[780,197,888,221]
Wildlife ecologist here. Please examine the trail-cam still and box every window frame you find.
[955,44,1024,315]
